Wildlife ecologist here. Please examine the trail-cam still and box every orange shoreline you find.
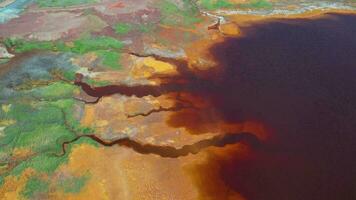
[224,9,356,26]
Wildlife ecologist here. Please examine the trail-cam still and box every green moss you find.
[14,41,53,53]
[50,99,95,134]
[138,23,157,33]
[3,38,68,53]
[4,36,123,54]
[61,70,77,81]
[21,177,49,198]
[0,102,76,156]
[0,61,100,189]
[113,22,157,36]
[95,50,121,69]
[36,0,98,8]
[30,154,68,173]
[114,23,132,35]
[3,36,125,70]
[29,82,77,100]
[159,0,202,27]
[10,153,68,176]
[0,86,93,176]
[71,36,124,54]
[58,175,90,194]
[53,41,72,52]
[199,0,234,10]
[16,125,73,152]
[86,78,111,87]
[8,136,98,178]
[242,0,272,9]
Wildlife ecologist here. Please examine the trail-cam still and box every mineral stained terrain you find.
[1,1,356,200]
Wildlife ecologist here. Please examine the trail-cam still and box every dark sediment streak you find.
[56,132,261,158]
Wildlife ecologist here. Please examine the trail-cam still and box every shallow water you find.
[0,0,33,23]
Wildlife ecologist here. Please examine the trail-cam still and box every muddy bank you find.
[75,13,356,200]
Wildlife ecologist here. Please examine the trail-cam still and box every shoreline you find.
[221,8,356,26]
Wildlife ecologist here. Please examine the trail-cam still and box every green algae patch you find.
[199,0,234,10]
[10,154,68,176]
[114,23,133,35]
[86,79,111,87]
[8,40,53,53]
[138,23,157,33]
[71,36,124,54]
[36,0,98,8]
[3,38,67,53]
[0,82,95,181]
[3,36,125,70]
[21,177,49,199]
[158,0,202,27]
[95,50,121,70]
[58,174,90,194]
[114,22,157,35]
[16,125,73,152]
[29,82,77,100]
[4,36,124,55]
[242,0,273,9]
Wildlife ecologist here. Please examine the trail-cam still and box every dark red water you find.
[185,13,356,200]
[75,13,356,200]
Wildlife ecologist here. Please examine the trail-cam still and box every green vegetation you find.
[158,0,202,27]
[86,78,110,87]
[58,174,90,194]
[36,0,98,8]
[138,23,157,33]
[62,69,78,81]
[114,23,132,35]
[0,82,95,179]
[0,78,98,199]
[30,82,77,100]
[242,0,272,9]
[4,36,124,69]
[72,37,123,69]
[71,37,124,54]
[3,39,55,53]
[95,50,121,69]
[198,0,272,10]
[3,38,67,53]
[21,177,49,198]
[10,151,68,176]
[199,0,234,10]
[113,22,157,36]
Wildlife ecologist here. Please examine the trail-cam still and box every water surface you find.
[181,13,356,200]
[0,0,33,23]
